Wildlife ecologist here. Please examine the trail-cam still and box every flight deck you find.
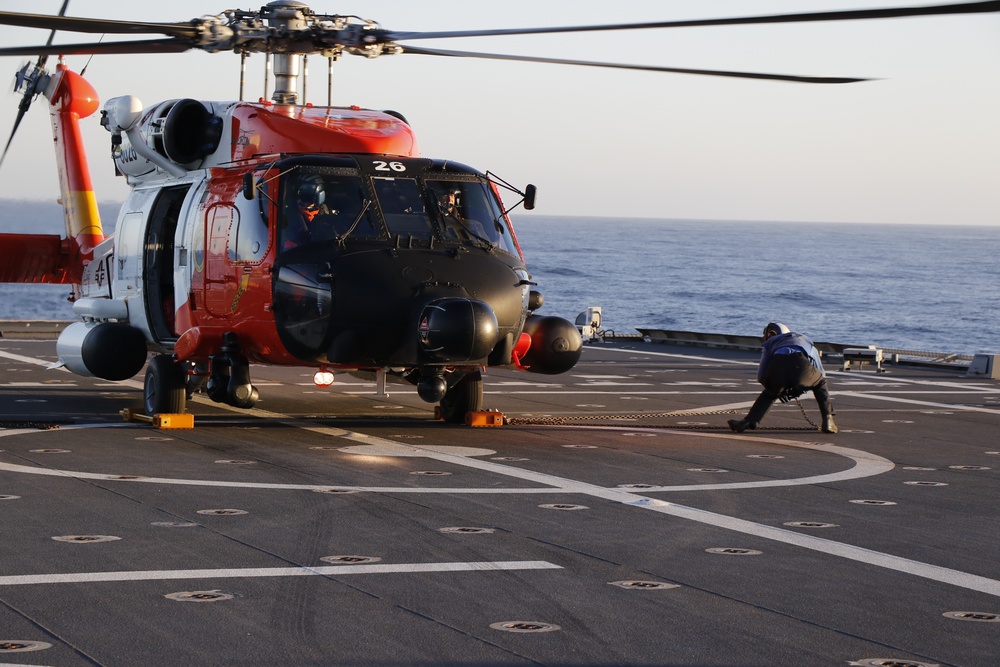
[1,332,998,667]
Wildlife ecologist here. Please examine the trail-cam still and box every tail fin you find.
[47,61,105,256]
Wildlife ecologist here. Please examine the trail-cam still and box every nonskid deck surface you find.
[0,336,998,667]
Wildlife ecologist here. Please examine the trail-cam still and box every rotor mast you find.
[252,1,359,106]
[264,1,308,105]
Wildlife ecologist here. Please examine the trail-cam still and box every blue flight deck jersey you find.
[757,331,826,384]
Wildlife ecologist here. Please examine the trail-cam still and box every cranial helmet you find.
[297,175,326,210]
[763,322,790,338]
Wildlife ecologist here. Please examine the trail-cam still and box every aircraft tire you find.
[438,370,483,424]
[144,354,187,415]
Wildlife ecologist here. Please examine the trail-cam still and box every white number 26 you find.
[373,160,406,172]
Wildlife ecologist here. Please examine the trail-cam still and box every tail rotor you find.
[0,0,69,172]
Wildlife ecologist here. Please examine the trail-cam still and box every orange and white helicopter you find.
[0,1,994,421]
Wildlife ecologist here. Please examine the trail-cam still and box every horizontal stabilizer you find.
[0,233,78,283]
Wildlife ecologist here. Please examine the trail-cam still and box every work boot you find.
[727,419,754,433]
[821,415,838,434]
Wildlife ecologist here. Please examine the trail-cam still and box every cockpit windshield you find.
[372,177,435,239]
[280,170,377,251]
[425,179,520,256]
[276,161,520,258]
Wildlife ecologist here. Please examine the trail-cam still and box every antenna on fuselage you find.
[327,56,334,107]
[302,54,308,104]
[263,53,272,102]
[239,50,247,101]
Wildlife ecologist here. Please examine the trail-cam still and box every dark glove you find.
[778,387,805,403]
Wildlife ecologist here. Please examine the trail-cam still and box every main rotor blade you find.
[398,45,870,84]
[383,1,1000,42]
[0,106,28,171]
[45,2,70,47]
[0,39,193,57]
[0,11,199,39]
[0,2,70,172]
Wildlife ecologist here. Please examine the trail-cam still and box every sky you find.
[0,0,997,225]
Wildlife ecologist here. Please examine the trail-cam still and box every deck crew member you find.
[728,322,838,434]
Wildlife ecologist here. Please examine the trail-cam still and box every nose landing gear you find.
[437,370,484,424]
[413,368,484,423]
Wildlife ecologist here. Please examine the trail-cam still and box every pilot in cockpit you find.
[437,190,460,218]
[438,189,486,241]
[282,175,331,249]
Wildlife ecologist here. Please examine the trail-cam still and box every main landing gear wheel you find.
[438,370,483,424]
[144,354,187,415]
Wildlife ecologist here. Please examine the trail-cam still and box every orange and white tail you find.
[0,60,104,286]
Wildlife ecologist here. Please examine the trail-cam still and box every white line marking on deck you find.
[596,347,758,366]
[0,560,562,586]
[406,430,1000,597]
[838,391,1000,415]
[3,349,998,599]
[0,424,883,493]
[0,350,66,368]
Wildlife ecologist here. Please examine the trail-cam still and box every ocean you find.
[1,202,997,355]
[514,216,999,354]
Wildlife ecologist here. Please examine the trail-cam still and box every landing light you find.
[313,369,335,387]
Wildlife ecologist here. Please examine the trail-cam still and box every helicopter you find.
[0,1,995,423]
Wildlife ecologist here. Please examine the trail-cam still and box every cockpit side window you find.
[426,179,520,256]
[373,177,435,239]
[280,170,377,251]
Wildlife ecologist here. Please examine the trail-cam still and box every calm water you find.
[2,209,997,354]
[513,216,999,354]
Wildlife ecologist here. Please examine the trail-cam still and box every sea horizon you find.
[2,201,997,355]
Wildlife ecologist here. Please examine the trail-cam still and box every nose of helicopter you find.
[272,246,525,368]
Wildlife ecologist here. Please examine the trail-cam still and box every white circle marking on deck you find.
[0,419,997,598]
[0,424,892,494]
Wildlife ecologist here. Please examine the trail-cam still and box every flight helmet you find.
[296,175,326,211]
[763,322,790,338]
